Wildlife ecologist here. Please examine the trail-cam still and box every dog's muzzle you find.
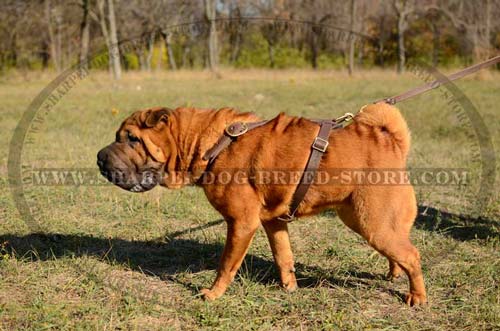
[97,143,162,192]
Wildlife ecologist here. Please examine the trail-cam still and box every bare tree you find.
[355,0,369,66]
[228,5,244,64]
[204,0,218,72]
[125,0,179,71]
[260,21,287,68]
[1,0,499,73]
[253,0,290,68]
[427,0,496,62]
[421,6,443,67]
[296,0,336,69]
[391,0,415,73]
[348,0,357,75]
[107,0,120,79]
[0,1,23,70]
[0,0,73,71]
[159,29,177,70]
[126,0,202,71]
[91,0,121,79]
[369,1,393,68]
[134,31,156,71]
[79,0,90,70]
[45,0,63,72]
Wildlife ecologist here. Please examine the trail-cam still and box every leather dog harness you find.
[202,54,500,222]
[202,114,354,222]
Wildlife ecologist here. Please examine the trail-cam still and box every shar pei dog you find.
[97,103,427,306]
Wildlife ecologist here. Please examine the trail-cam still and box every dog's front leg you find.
[201,216,260,300]
[262,220,297,292]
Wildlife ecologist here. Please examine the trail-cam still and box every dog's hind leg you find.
[360,187,426,306]
[370,234,427,305]
[337,187,426,306]
[336,202,402,280]
[388,260,403,281]
[337,201,402,280]
[262,220,298,292]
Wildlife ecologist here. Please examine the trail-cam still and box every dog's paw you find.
[386,270,402,282]
[405,292,427,306]
[200,288,221,301]
[283,281,298,293]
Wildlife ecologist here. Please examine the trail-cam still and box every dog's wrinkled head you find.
[97,107,173,192]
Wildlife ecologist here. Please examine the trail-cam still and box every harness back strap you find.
[203,120,270,164]
[277,120,333,222]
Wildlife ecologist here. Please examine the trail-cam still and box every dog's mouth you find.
[129,170,161,192]
[98,167,162,192]
[97,142,164,193]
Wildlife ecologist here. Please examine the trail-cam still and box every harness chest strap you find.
[202,118,341,222]
[277,120,333,222]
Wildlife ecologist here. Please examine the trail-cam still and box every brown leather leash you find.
[376,55,500,105]
[202,55,500,222]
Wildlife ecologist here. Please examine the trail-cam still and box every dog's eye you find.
[127,132,140,143]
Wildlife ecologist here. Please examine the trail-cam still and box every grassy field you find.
[0,69,499,330]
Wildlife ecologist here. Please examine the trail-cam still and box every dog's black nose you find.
[97,148,107,169]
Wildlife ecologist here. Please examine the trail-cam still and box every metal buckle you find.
[312,136,329,152]
[384,98,396,105]
[225,122,249,137]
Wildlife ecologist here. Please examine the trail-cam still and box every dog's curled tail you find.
[354,102,411,158]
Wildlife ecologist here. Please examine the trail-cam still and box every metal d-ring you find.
[225,122,249,137]
[335,112,355,124]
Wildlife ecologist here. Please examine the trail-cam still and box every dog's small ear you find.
[144,108,173,128]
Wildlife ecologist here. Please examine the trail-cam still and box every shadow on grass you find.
[415,205,499,241]
[0,204,496,302]
[0,227,404,301]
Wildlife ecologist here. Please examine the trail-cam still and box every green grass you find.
[0,69,499,330]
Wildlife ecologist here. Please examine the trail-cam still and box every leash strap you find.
[277,120,333,222]
[376,55,500,105]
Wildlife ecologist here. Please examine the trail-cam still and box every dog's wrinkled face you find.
[97,107,172,192]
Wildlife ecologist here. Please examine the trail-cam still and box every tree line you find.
[1,0,499,79]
